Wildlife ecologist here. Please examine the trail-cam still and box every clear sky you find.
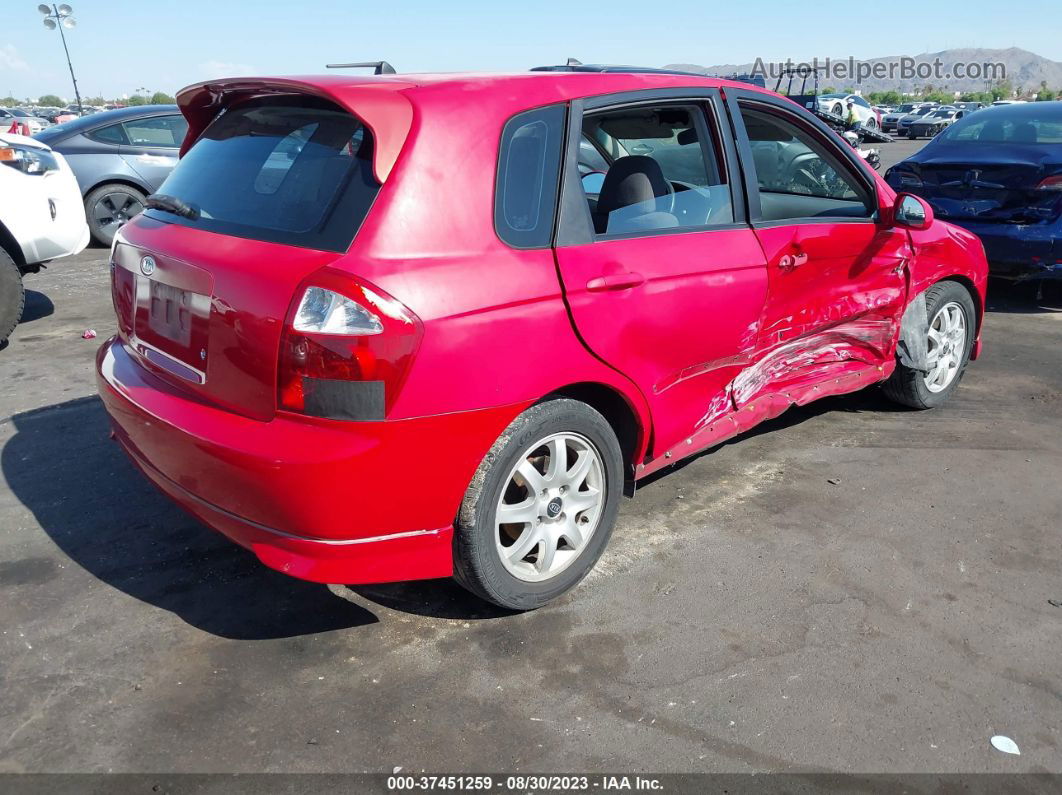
[2,0,1061,101]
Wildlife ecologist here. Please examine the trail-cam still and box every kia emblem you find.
[140,256,156,277]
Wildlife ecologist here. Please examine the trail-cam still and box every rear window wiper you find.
[145,193,200,220]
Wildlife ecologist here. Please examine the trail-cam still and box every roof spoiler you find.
[326,61,397,75]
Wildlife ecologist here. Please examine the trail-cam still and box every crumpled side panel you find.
[895,290,930,373]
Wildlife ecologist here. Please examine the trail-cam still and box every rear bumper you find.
[96,337,527,584]
[941,218,1062,281]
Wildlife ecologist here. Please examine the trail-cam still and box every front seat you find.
[593,155,676,234]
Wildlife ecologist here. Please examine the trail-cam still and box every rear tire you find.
[453,399,624,610]
[0,249,25,344]
[84,184,146,247]
[883,280,976,409]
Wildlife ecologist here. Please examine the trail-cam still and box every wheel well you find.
[0,218,26,269]
[942,274,983,331]
[84,178,149,201]
[547,383,644,478]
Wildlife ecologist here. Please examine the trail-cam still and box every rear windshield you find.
[145,96,379,251]
[940,106,1062,144]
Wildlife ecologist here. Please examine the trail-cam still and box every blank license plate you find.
[147,280,192,346]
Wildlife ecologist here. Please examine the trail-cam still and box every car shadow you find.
[19,290,55,324]
[1,396,380,639]
[349,579,519,621]
[985,278,1062,314]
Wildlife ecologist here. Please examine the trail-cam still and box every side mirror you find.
[893,193,934,230]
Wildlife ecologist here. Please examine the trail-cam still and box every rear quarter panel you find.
[333,85,653,456]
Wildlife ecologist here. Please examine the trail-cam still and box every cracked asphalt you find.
[1,140,1061,775]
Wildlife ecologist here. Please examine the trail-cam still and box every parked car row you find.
[0,107,51,135]
[887,101,1062,282]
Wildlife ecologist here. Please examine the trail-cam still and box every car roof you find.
[179,70,764,105]
[33,104,180,143]
[174,71,778,183]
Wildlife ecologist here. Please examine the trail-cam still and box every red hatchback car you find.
[97,66,989,609]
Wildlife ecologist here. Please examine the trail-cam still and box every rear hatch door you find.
[112,90,398,421]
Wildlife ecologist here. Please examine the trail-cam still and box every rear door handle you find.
[779,251,808,270]
[586,272,646,292]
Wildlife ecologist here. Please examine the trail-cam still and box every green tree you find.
[150,91,175,104]
[821,85,837,94]
[83,95,106,106]
[0,96,17,108]
[868,90,902,106]
[37,94,63,106]
[990,79,1013,102]
[125,94,147,106]
[923,91,954,105]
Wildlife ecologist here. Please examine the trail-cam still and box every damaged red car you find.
[97,64,989,609]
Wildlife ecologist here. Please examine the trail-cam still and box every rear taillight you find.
[278,270,422,421]
[1035,175,1062,192]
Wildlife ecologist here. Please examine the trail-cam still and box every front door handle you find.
[779,252,808,270]
[586,272,646,292]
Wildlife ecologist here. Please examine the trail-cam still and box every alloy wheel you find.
[93,192,144,237]
[494,432,606,582]
[924,301,967,393]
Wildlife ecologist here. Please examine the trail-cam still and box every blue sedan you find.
[886,102,1062,282]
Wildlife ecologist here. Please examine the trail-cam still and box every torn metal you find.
[895,290,930,373]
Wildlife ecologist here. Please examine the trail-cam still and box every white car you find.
[0,130,89,343]
[813,93,879,129]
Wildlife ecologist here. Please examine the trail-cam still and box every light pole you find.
[38,4,83,114]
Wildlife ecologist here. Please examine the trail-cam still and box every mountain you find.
[665,48,1062,95]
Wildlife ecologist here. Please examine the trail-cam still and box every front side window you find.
[146,96,379,251]
[581,103,733,236]
[740,105,873,222]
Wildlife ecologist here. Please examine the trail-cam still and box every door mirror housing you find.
[893,193,934,230]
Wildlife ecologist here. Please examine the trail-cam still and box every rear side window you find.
[122,115,188,148]
[146,96,379,252]
[87,123,128,145]
[495,104,565,249]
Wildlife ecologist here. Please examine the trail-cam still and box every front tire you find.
[0,249,25,344]
[883,280,976,409]
[453,399,624,610]
[84,184,146,247]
